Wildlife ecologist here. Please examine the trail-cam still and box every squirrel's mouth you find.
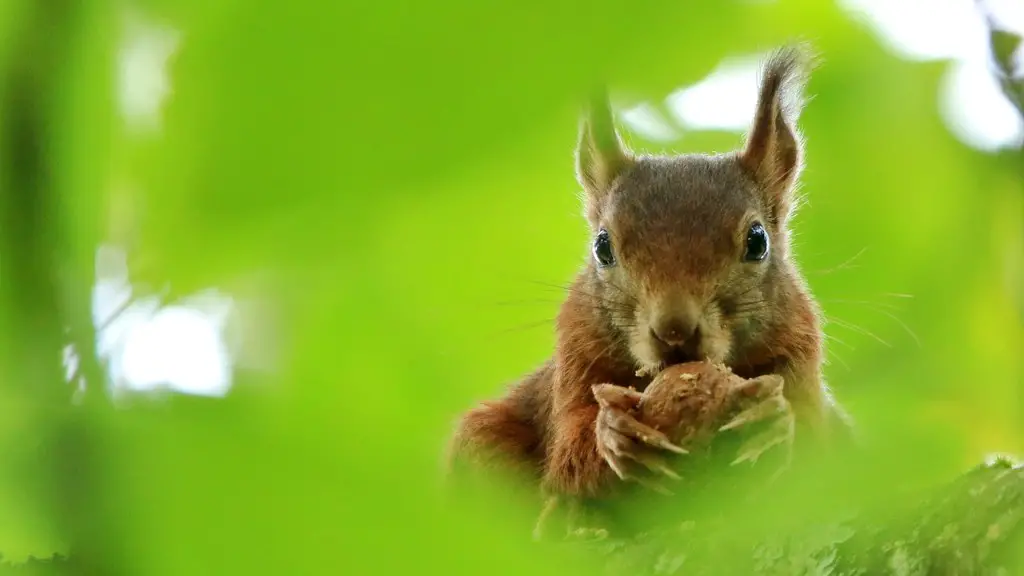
[633,328,709,376]
[634,346,701,379]
[660,346,698,367]
[650,332,703,367]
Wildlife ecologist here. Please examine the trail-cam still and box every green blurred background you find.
[0,0,1021,572]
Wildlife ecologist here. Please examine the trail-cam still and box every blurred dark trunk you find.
[0,1,117,574]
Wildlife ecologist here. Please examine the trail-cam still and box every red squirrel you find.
[448,45,848,503]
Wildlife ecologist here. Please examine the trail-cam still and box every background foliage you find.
[0,0,1021,573]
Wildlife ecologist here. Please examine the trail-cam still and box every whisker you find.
[826,316,892,348]
[492,298,567,307]
[727,300,771,315]
[810,247,868,276]
[822,347,850,371]
[821,331,854,351]
[529,283,639,312]
[727,285,763,300]
[856,305,921,349]
[525,280,600,298]
[602,277,640,304]
[488,296,636,324]
[821,298,903,312]
[593,301,626,313]
[823,298,920,348]
[524,279,575,291]
[730,298,770,308]
[578,340,620,386]
[524,283,636,310]
[493,318,557,335]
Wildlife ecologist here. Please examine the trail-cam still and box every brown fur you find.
[448,44,847,504]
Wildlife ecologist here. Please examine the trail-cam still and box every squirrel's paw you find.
[592,384,687,495]
[719,375,795,467]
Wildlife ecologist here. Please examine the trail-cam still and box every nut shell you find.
[637,362,746,448]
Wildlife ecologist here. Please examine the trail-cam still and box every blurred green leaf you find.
[1,0,1023,572]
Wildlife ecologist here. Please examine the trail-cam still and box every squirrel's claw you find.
[592,383,642,411]
[615,467,676,496]
[720,394,789,432]
[601,395,688,454]
[600,447,677,495]
[648,435,688,455]
[602,425,683,482]
[622,449,683,480]
[632,477,675,496]
[720,374,795,467]
[604,451,631,481]
[730,409,795,466]
[595,389,686,493]
[607,459,677,495]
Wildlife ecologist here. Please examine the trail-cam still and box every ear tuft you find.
[740,43,817,222]
[576,87,632,199]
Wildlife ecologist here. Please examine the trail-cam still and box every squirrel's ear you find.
[576,87,633,199]
[740,44,814,223]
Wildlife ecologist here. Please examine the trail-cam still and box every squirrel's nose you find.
[650,314,699,347]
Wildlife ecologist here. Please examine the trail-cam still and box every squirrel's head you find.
[576,46,811,374]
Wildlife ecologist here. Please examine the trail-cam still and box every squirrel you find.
[447,44,850,517]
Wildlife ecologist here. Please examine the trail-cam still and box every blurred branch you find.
[0,459,1017,574]
[584,459,1024,575]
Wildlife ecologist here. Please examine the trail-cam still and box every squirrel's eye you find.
[593,229,615,267]
[743,222,770,262]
